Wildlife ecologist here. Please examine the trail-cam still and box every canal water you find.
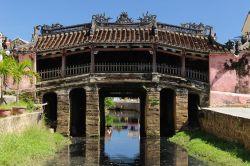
[45,110,208,166]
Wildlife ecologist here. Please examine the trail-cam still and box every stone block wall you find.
[175,89,188,130]
[86,88,100,137]
[56,89,70,136]
[0,112,42,134]
[145,90,160,137]
[199,109,250,149]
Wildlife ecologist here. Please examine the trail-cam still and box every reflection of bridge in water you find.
[106,109,140,138]
[107,109,140,119]
[45,137,208,166]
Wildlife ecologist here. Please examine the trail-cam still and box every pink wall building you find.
[209,52,250,106]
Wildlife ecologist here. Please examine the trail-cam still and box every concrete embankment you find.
[199,107,250,149]
[0,111,43,134]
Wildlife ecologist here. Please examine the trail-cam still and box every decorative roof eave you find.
[207,37,230,54]
[13,42,36,54]
[35,41,224,55]
[34,12,227,55]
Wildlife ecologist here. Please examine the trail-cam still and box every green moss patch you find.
[169,130,250,166]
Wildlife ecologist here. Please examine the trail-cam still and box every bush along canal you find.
[169,130,250,166]
[0,125,69,166]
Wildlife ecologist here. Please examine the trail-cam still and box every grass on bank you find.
[0,126,69,166]
[169,130,250,166]
[0,100,32,111]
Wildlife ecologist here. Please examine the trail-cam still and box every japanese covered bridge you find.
[23,12,227,137]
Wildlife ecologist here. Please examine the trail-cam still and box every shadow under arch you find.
[160,88,176,137]
[188,92,200,127]
[43,92,58,131]
[69,88,86,137]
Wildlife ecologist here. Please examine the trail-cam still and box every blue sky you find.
[0,0,249,43]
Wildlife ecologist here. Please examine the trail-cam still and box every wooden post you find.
[90,46,95,73]
[181,50,186,77]
[61,51,66,77]
[151,46,157,73]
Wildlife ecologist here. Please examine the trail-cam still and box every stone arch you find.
[43,92,58,131]
[160,88,176,137]
[69,88,86,137]
[188,92,200,127]
[99,86,146,137]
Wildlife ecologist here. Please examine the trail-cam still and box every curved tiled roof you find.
[31,13,227,53]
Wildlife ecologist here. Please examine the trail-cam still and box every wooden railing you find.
[186,69,208,82]
[95,63,152,73]
[38,63,208,82]
[157,64,181,76]
[65,64,90,76]
[39,67,62,80]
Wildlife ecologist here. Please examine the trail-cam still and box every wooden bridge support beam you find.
[90,47,95,73]
[61,53,66,77]
[181,56,186,77]
[145,88,160,137]
[175,88,188,130]
[152,48,157,73]
[85,86,100,137]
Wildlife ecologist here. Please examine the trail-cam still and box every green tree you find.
[11,59,38,102]
[105,97,115,109]
[0,51,16,103]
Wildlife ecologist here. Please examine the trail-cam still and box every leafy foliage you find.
[0,53,15,78]
[224,54,250,78]
[105,97,115,109]
[19,93,35,111]
[105,114,114,126]
[0,51,39,103]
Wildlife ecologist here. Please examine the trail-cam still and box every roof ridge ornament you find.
[138,11,157,25]
[138,12,158,37]
[91,13,111,36]
[40,23,64,34]
[181,22,214,36]
[116,12,133,24]
[92,13,111,25]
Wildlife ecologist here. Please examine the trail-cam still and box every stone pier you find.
[56,89,70,136]
[175,88,188,130]
[85,87,100,137]
[145,88,160,137]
